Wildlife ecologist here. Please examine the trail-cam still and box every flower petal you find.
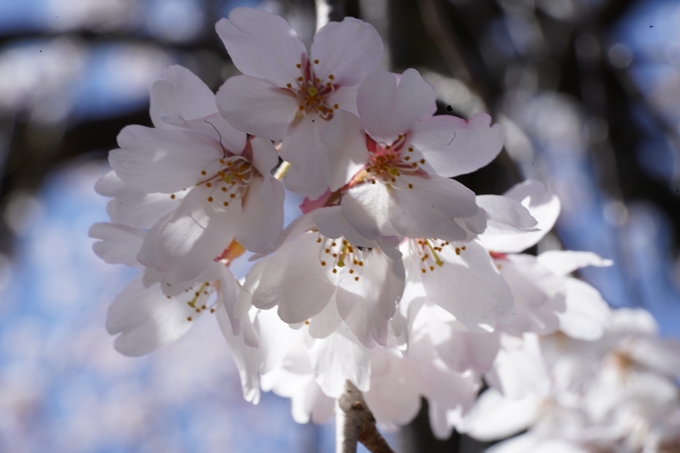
[149,65,218,129]
[308,331,371,397]
[409,113,504,177]
[310,17,383,87]
[249,136,280,176]
[236,174,285,254]
[557,277,610,340]
[111,125,221,193]
[357,68,436,143]
[420,241,513,331]
[322,110,369,191]
[216,75,298,140]
[475,194,538,234]
[335,250,404,347]
[106,275,195,356]
[89,222,144,268]
[247,232,337,323]
[216,8,307,87]
[478,180,561,253]
[537,250,613,276]
[341,182,402,241]
[387,175,479,241]
[216,306,261,403]
[280,114,330,198]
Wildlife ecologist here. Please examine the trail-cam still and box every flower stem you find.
[336,380,396,453]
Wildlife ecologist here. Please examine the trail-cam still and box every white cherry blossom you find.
[108,65,284,293]
[323,69,505,243]
[215,7,383,198]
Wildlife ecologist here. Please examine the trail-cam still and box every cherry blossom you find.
[108,65,284,293]
[323,69,505,243]
[244,208,404,348]
[215,7,383,198]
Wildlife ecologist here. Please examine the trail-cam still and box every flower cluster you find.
[90,7,636,440]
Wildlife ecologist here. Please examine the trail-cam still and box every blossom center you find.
[192,155,256,208]
[165,281,218,322]
[286,59,338,120]
[315,235,366,281]
[409,238,465,273]
[355,135,428,189]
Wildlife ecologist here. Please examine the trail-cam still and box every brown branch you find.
[336,380,396,453]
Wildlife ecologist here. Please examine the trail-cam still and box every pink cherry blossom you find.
[108,65,284,292]
[215,7,383,198]
[322,69,505,242]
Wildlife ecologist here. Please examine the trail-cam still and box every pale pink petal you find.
[246,232,337,322]
[475,194,538,234]
[280,114,330,198]
[557,277,610,340]
[537,250,613,276]
[312,206,374,248]
[325,85,359,115]
[149,65,218,129]
[216,9,306,87]
[106,275,195,356]
[236,174,284,254]
[478,180,561,253]
[216,265,243,335]
[321,110,369,191]
[364,353,422,426]
[357,69,436,143]
[463,389,541,441]
[249,136,280,176]
[387,175,479,240]
[307,299,343,339]
[137,186,237,287]
[436,330,501,373]
[111,125,221,193]
[216,75,298,140]
[94,170,123,196]
[255,308,301,374]
[107,187,180,230]
[201,112,247,154]
[310,17,383,87]
[341,182,402,241]
[216,306,261,403]
[420,241,512,331]
[308,332,371,397]
[335,250,404,347]
[89,222,144,268]
[409,113,504,177]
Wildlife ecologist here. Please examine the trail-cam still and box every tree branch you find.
[336,380,396,453]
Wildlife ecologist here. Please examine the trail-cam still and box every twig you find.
[336,380,396,453]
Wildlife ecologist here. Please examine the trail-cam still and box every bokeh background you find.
[1,0,680,451]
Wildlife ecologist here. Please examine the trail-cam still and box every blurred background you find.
[1,0,679,451]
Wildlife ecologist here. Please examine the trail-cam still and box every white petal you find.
[89,222,144,268]
[421,241,512,331]
[326,85,359,115]
[216,9,307,87]
[557,277,610,340]
[106,275,195,356]
[216,306,261,403]
[111,125,221,193]
[216,75,298,140]
[307,300,343,339]
[310,17,383,87]
[280,114,329,198]
[388,175,479,240]
[478,180,561,253]
[95,170,123,196]
[462,389,541,441]
[236,174,284,254]
[409,113,504,178]
[475,194,538,234]
[537,250,613,276]
[436,330,501,373]
[247,232,337,323]
[249,136,280,176]
[341,182,402,241]
[335,250,404,347]
[358,69,436,143]
[137,187,236,287]
[217,265,244,335]
[107,187,179,230]
[255,308,302,374]
[322,110,369,191]
[308,332,371,397]
[312,207,374,249]
[149,65,218,129]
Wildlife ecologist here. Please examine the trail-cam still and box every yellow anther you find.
[314,59,319,64]
[308,86,318,96]
[207,196,213,202]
